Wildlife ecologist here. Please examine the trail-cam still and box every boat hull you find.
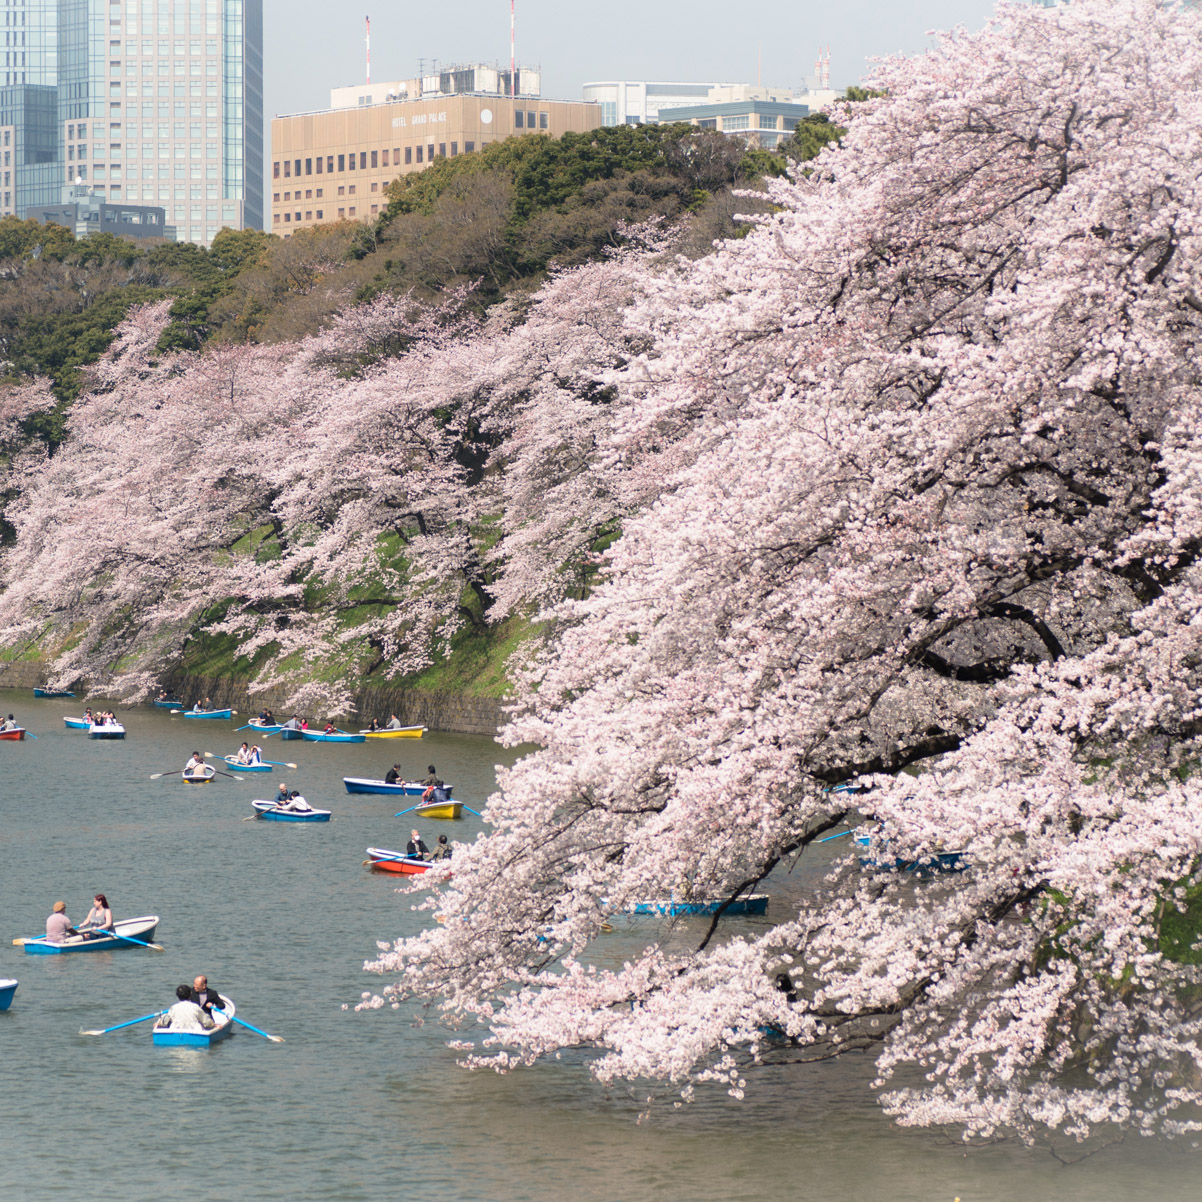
[153,699,182,708]
[279,728,303,741]
[855,836,967,875]
[0,728,26,741]
[182,768,216,785]
[224,757,271,772]
[34,688,73,698]
[64,717,89,730]
[343,777,453,796]
[89,724,125,739]
[411,801,463,820]
[629,896,769,917]
[0,979,17,1009]
[152,995,235,1047]
[365,848,437,875]
[359,727,426,739]
[302,731,365,743]
[182,709,232,720]
[20,916,160,955]
[252,800,331,822]
[246,722,283,734]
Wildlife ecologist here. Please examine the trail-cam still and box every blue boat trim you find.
[19,916,160,955]
[343,777,454,797]
[628,895,769,917]
[152,995,235,1047]
[0,978,17,1009]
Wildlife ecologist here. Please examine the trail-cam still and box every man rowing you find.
[184,751,205,775]
[155,984,215,1033]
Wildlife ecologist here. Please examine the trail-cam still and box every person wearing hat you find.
[45,901,75,944]
[384,764,403,785]
[431,834,452,862]
[406,830,430,860]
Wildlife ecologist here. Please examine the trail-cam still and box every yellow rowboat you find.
[411,800,463,820]
[359,726,427,739]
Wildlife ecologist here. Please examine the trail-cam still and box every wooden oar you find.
[81,1010,164,1036]
[214,1009,284,1043]
[96,928,164,952]
[150,769,184,780]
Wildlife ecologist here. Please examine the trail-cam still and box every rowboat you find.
[182,765,216,785]
[252,800,331,822]
[153,698,183,708]
[855,835,967,875]
[182,708,232,720]
[245,720,283,733]
[359,726,427,739]
[89,722,125,740]
[18,915,160,955]
[411,800,463,820]
[628,896,769,917]
[0,728,27,741]
[223,756,271,772]
[152,994,235,1047]
[34,688,74,698]
[343,777,454,797]
[301,730,365,744]
[0,979,17,1009]
[64,716,90,730]
[365,847,439,875]
[279,728,304,741]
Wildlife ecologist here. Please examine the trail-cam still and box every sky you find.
[262,0,1002,119]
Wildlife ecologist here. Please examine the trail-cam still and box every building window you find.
[283,191,290,201]
[723,115,750,131]
[415,146,422,163]
[450,142,458,156]
[370,182,377,192]
[284,212,290,221]
[283,160,290,176]
[305,158,312,174]
[316,210,323,219]
[698,118,717,129]
[405,146,412,164]
[337,185,344,196]
[337,153,344,171]
[349,206,356,216]
[272,192,279,202]
[370,204,378,214]
[316,157,322,174]
[273,213,280,223]
[527,111,536,128]
[465,141,474,153]
[515,109,523,128]
[539,112,548,129]
[348,185,355,194]
[305,211,311,219]
[338,207,344,217]
[327,156,333,173]
[294,211,301,222]
[438,143,445,157]
[392,148,399,165]
[370,149,377,167]
[272,160,280,178]
[316,188,323,198]
[305,189,312,199]
[359,152,366,169]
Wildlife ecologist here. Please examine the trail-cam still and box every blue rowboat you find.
[855,835,967,875]
[34,688,74,698]
[343,777,454,797]
[628,895,769,917]
[245,721,283,734]
[18,915,160,955]
[251,800,331,822]
[301,730,365,744]
[153,698,183,708]
[182,708,232,720]
[89,722,125,740]
[152,995,235,1047]
[64,716,90,730]
[279,728,304,741]
[0,978,17,1009]
[223,756,271,772]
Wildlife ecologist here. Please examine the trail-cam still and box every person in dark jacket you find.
[190,974,224,1016]
[385,764,403,785]
[406,830,430,860]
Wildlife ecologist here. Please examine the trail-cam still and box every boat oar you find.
[214,1010,284,1043]
[394,804,421,818]
[261,759,298,769]
[149,769,183,780]
[97,928,164,952]
[817,830,856,843]
[24,731,38,739]
[81,1010,164,1036]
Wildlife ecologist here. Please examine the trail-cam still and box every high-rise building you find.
[5,0,262,244]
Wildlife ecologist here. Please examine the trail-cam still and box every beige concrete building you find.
[270,94,601,235]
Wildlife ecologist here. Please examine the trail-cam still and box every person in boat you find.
[184,751,205,776]
[431,834,452,862]
[385,714,404,731]
[323,721,337,735]
[299,718,310,731]
[422,765,439,786]
[281,714,301,730]
[234,742,252,765]
[0,713,17,731]
[157,690,168,702]
[257,708,271,723]
[156,984,215,1033]
[248,744,263,765]
[78,893,113,941]
[83,707,94,724]
[384,764,403,785]
[281,791,313,813]
[407,830,430,860]
[275,782,289,804]
[263,709,274,725]
[192,698,211,713]
[365,717,380,732]
[45,901,76,943]
[190,974,223,1017]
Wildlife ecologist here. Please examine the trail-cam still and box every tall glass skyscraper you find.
[2,0,262,242]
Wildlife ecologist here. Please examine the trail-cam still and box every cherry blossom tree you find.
[363,0,1202,1143]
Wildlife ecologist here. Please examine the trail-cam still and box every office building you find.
[657,99,811,150]
[5,0,263,244]
[330,63,541,111]
[582,80,806,128]
[271,76,599,235]
[28,178,171,238]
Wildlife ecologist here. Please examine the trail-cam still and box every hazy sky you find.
[262,0,1001,119]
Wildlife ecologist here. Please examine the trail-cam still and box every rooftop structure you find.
[27,179,172,240]
[582,80,806,128]
[329,63,541,111]
[656,99,812,150]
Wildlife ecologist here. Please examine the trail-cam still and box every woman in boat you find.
[78,893,113,941]
[248,744,263,765]
[323,721,337,735]
[83,707,94,724]
[234,742,251,765]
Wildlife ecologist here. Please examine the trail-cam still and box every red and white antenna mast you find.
[510,0,516,96]
[365,15,371,86]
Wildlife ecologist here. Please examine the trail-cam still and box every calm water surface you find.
[0,694,1198,1201]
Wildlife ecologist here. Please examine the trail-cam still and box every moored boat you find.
[343,777,454,796]
[18,915,160,955]
[628,896,769,917]
[0,978,17,1009]
[34,688,74,698]
[152,994,235,1047]
[153,697,183,708]
[182,708,233,720]
[0,728,27,741]
[411,800,463,820]
[251,800,331,822]
[855,835,967,875]
[365,847,440,875]
[64,716,90,730]
[182,765,217,785]
[359,726,427,738]
[89,722,126,740]
[301,730,365,743]
[223,756,271,772]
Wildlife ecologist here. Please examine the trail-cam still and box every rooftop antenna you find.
[510,0,516,96]
[365,15,371,86]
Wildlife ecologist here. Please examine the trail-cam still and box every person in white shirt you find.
[234,742,251,765]
[184,752,205,775]
[155,984,215,1033]
[45,901,74,943]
